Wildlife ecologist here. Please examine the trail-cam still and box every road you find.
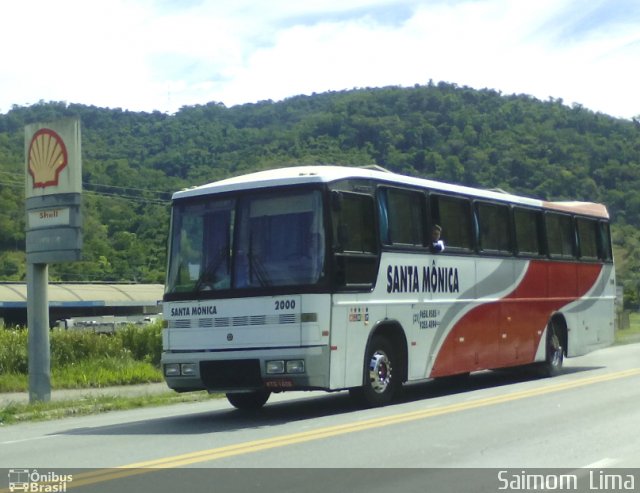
[1,343,639,492]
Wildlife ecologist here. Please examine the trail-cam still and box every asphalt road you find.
[1,343,639,492]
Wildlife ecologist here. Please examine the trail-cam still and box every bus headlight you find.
[286,360,305,374]
[165,363,197,376]
[266,360,305,374]
[266,360,285,374]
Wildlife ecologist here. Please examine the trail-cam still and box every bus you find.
[161,165,615,409]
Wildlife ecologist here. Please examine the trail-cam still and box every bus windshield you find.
[165,189,325,295]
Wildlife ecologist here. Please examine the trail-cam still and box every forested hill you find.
[1,83,639,303]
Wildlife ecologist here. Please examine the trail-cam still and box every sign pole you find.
[27,263,51,402]
[24,117,82,403]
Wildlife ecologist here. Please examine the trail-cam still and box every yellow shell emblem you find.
[28,128,68,188]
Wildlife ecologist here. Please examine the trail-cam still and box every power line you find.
[83,182,173,198]
[0,168,174,198]
[0,168,174,201]
[0,170,22,177]
[83,189,169,205]
[0,179,23,190]
[0,179,171,205]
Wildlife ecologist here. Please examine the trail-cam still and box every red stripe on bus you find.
[429,261,603,377]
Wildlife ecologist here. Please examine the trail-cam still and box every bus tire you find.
[226,390,271,410]
[539,318,564,377]
[350,335,399,408]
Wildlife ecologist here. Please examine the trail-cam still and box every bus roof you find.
[173,165,609,219]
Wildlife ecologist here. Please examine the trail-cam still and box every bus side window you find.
[514,207,543,256]
[331,191,379,288]
[545,212,575,259]
[332,191,376,253]
[378,187,425,247]
[476,201,511,254]
[430,194,473,251]
[576,217,598,260]
[598,221,613,262]
[377,189,390,245]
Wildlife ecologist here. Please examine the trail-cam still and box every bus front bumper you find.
[162,345,331,393]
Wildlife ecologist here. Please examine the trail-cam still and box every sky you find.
[1,0,639,119]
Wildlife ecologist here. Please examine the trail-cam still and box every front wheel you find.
[226,390,271,410]
[350,336,399,408]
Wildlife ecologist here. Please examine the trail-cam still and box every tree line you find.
[1,82,639,305]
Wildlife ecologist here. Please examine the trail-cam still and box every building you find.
[0,283,163,328]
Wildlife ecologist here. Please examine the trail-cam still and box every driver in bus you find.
[431,224,445,253]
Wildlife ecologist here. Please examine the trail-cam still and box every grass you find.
[0,391,219,426]
[52,357,162,389]
[0,358,162,393]
[615,311,640,344]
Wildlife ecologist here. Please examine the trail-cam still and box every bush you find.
[115,321,163,366]
[50,330,124,367]
[0,328,28,374]
[52,356,161,388]
[0,321,163,374]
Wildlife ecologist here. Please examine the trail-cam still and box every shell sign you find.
[28,128,68,188]
[24,118,82,264]
[25,118,81,198]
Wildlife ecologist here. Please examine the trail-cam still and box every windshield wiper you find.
[248,234,271,287]
[195,248,229,291]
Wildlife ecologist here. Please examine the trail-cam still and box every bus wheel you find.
[350,335,399,408]
[539,319,564,377]
[226,390,271,410]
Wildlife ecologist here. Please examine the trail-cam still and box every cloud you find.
[538,0,640,44]
[1,0,639,118]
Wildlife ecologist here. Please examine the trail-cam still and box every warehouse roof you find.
[0,283,164,308]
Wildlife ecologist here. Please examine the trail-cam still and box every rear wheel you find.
[350,335,399,408]
[539,319,564,377]
[226,390,271,410]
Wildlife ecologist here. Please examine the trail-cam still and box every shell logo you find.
[28,128,68,188]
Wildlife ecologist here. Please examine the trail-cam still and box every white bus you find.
[162,166,615,409]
